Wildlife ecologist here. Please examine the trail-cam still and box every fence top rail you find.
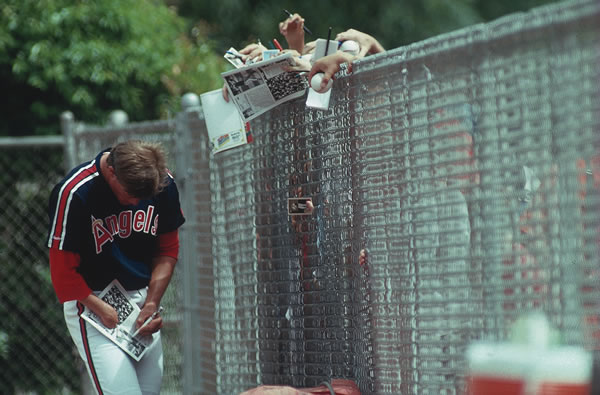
[0,135,64,148]
[353,0,600,74]
[74,119,176,137]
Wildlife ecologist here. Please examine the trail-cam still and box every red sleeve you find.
[156,229,179,259]
[49,248,92,303]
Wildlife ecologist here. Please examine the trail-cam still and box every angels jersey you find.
[47,149,186,291]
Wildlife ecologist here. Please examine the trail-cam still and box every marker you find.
[273,38,284,51]
[324,27,332,57]
[283,9,312,35]
[132,306,163,337]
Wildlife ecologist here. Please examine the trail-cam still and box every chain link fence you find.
[207,0,600,393]
[1,0,600,394]
[0,128,188,394]
[0,139,83,394]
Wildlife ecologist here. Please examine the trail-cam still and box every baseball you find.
[310,73,333,93]
[339,40,360,56]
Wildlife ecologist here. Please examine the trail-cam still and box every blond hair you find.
[107,140,169,199]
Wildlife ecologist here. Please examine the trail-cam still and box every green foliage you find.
[0,0,563,137]
[158,27,230,118]
[0,0,227,136]
[177,0,479,53]
[0,0,564,137]
[475,0,563,21]
[177,0,561,55]
[0,148,80,394]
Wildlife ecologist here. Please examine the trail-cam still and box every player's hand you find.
[79,293,118,329]
[97,302,119,329]
[135,304,163,336]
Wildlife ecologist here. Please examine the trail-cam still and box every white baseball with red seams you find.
[310,73,333,93]
[339,40,360,56]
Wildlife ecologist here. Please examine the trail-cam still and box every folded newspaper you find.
[81,279,157,361]
[221,52,308,122]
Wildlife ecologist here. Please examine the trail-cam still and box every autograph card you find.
[224,47,245,68]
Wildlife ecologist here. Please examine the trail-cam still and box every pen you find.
[226,51,244,60]
[132,306,163,337]
[283,9,312,35]
[272,38,284,51]
[324,27,332,57]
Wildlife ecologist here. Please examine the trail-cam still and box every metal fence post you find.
[177,92,218,394]
[60,111,77,170]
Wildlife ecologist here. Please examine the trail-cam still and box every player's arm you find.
[48,248,119,328]
[79,294,119,329]
[135,229,180,335]
[49,248,91,301]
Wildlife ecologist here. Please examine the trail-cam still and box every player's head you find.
[107,140,169,201]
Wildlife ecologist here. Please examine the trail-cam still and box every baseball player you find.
[47,140,185,395]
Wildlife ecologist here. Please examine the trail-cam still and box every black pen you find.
[283,9,312,35]
[324,26,332,57]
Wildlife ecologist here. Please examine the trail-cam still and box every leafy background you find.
[0,0,560,136]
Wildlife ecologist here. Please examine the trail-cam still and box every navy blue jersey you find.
[47,149,186,291]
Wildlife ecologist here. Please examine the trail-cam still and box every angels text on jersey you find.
[92,205,158,254]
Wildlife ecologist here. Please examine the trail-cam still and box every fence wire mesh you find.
[0,127,186,394]
[1,0,600,394]
[0,144,83,394]
[207,1,600,393]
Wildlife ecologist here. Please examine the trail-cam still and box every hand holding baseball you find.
[310,72,333,93]
[336,29,384,58]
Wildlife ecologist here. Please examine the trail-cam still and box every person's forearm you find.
[309,51,357,81]
[79,293,105,313]
[286,37,304,54]
[144,256,177,309]
[368,38,385,55]
[79,292,119,328]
